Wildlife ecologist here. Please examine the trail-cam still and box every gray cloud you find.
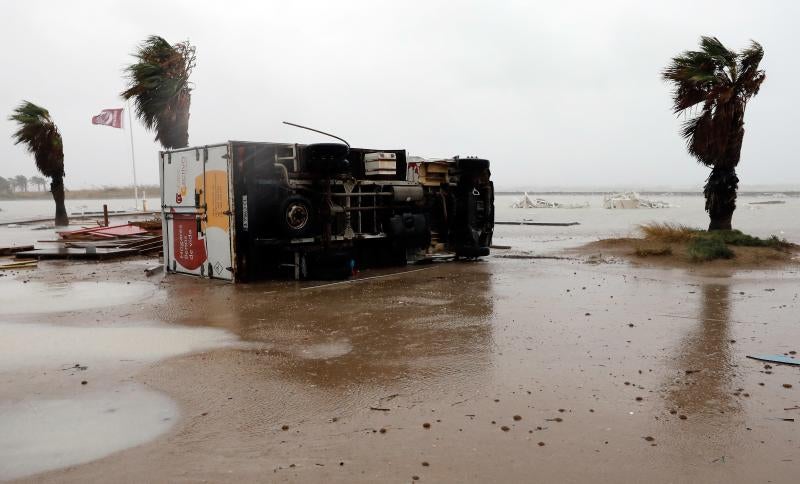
[1,0,798,190]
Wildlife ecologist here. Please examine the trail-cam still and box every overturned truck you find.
[160,139,494,281]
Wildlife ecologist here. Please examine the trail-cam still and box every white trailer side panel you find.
[162,147,206,210]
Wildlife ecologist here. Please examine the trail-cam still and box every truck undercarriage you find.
[161,140,494,281]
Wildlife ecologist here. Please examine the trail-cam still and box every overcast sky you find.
[1,0,798,190]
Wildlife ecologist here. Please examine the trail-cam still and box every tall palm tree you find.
[663,37,765,230]
[121,35,196,149]
[8,102,68,225]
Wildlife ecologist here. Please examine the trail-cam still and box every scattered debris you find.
[511,192,588,209]
[747,355,800,366]
[0,259,37,270]
[16,222,162,260]
[145,264,164,276]
[603,192,672,209]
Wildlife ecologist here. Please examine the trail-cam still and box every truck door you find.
[202,145,234,281]
[161,145,235,280]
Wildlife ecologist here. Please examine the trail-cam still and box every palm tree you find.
[121,35,196,149]
[13,175,28,192]
[8,102,69,225]
[663,37,766,230]
[30,175,47,191]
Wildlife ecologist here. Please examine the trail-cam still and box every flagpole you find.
[126,102,139,210]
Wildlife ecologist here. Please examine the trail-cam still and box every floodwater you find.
[0,386,178,481]
[0,193,799,482]
[0,281,156,315]
[0,281,239,481]
[493,192,800,253]
[0,198,160,224]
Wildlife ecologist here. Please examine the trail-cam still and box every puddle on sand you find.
[0,321,239,480]
[0,385,177,481]
[0,280,155,315]
[0,322,238,370]
[297,340,353,360]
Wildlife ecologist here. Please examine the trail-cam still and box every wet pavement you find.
[1,251,799,482]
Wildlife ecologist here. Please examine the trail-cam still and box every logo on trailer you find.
[171,210,207,270]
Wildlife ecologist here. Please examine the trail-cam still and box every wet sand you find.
[1,246,799,482]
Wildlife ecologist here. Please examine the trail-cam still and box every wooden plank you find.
[494,221,580,226]
[0,245,35,256]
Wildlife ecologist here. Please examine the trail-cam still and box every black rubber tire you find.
[457,158,490,172]
[279,194,314,238]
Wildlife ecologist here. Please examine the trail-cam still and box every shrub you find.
[687,237,734,261]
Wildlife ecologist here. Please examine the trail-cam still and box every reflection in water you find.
[666,283,739,420]
[163,264,495,390]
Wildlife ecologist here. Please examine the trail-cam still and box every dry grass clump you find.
[638,223,698,243]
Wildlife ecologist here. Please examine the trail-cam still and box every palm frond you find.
[664,36,765,171]
[738,40,766,98]
[121,35,196,149]
[699,36,737,70]
[7,101,64,178]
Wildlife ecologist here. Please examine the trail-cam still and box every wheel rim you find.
[286,203,309,230]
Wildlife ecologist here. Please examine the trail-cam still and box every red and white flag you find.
[91,108,123,128]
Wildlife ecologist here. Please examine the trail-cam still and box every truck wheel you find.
[280,195,314,238]
[457,158,490,172]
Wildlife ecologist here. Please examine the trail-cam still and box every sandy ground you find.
[1,247,800,483]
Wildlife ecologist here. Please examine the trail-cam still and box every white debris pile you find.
[603,192,671,209]
[511,192,588,209]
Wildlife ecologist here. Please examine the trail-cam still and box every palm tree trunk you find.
[50,175,69,226]
[704,167,738,231]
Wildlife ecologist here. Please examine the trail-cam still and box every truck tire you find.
[457,157,490,172]
[279,194,314,238]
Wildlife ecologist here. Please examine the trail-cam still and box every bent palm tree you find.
[663,37,765,230]
[121,36,196,149]
[8,101,68,225]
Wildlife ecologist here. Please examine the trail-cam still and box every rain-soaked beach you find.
[1,195,799,482]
